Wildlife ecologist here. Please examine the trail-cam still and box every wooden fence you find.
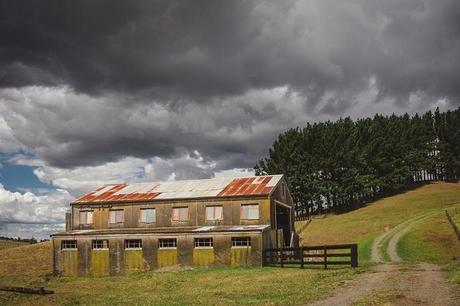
[445,210,460,241]
[263,243,358,269]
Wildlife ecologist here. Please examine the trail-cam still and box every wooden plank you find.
[0,286,54,295]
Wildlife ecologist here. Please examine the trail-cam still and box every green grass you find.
[0,242,362,305]
[397,212,460,285]
[300,182,460,263]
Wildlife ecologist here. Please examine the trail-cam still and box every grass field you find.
[0,239,29,251]
[0,241,362,305]
[1,182,459,305]
[300,182,460,262]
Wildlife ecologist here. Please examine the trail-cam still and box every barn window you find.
[124,239,142,249]
[172,207,189,222]
[240,204,259,220]
[281,183,285,196]
[92,240,108,250]
[232,237,251,247]
[206,205,223,221]
[159,238,177,248]
[194,237,213,248]
[140,208,156,223]
[109,209,124,224]
[79,210,93,225]
[61,240,77,250]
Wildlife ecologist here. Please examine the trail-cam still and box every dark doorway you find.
[276,205,291,246]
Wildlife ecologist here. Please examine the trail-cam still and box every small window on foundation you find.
[232,237,251,247]
[92,239,108,250]
[194,237,213,248]
[159,238,177,248]
[124,239,142,249]
[61,240,77,250]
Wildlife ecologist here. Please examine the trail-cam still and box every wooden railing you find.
[446,210,460,241]
[263,243,358,269]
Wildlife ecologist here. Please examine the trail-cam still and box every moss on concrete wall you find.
[192,248,214,266]
[91,250,109,276]
[157,249,177,268]
[124,249,148,272]
[230,247,251,267]
[61,251,78,276]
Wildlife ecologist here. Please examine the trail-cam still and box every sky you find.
[1,0,460,239]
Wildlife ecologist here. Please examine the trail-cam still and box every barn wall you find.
[72,197,270,230]
[52,231,264,276]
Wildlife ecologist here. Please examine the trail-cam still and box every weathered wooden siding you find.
[72,197,270,230]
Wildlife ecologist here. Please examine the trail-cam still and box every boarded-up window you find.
[206,205,223,221]
[240,204,259,220]
[109,209,124,224]
[79,210,93,225]
[172,207,189,221]
[92,240,108,249]
[140,208,156,223]
[61,240,77,250]
[232,237,251,247]
[124,239,142,249]
[159,238,177,248]
[194,238,213,248]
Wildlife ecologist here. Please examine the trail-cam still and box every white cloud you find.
[0,183,71,225]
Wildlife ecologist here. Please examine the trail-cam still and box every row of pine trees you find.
[255,107,460,218]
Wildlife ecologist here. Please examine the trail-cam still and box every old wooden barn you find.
[51,174,298,276]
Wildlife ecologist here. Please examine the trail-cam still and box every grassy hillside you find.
[300,182,460,262]
[0,239,29,251]
[0,242,360,305]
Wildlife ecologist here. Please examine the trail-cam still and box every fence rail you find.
[445,210,460,241]
[263,243,358,269]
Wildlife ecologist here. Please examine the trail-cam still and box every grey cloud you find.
[0,0,460,174]
[1,0,459,105]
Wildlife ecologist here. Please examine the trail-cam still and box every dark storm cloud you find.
[1,0,458,101]
[1,0,460,172]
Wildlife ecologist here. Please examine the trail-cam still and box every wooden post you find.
[280,249,284,268]
[351,244,358,268]
[300,248,304,269]
[324,247,328,269]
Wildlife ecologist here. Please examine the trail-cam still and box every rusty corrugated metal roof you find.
[73,175,283,204]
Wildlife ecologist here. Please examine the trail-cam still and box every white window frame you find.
[79,210,93,225]
[140,208,156,223]
[172,207,189,222]
[194,237,213,248]
[240,204,259,220]
[159,238,177,249]
[124,239,142,250]
[92,239,109,250]
[231,237,251,247]
[61,240,77,250]
[109,209,124,224]
[206,205,223,221]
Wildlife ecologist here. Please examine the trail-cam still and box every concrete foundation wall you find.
[52,231,263,276]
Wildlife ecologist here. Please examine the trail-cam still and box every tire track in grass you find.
[387,212,438,262]
[371,212,436,263]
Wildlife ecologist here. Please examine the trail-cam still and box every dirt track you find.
[309,213,459,305]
